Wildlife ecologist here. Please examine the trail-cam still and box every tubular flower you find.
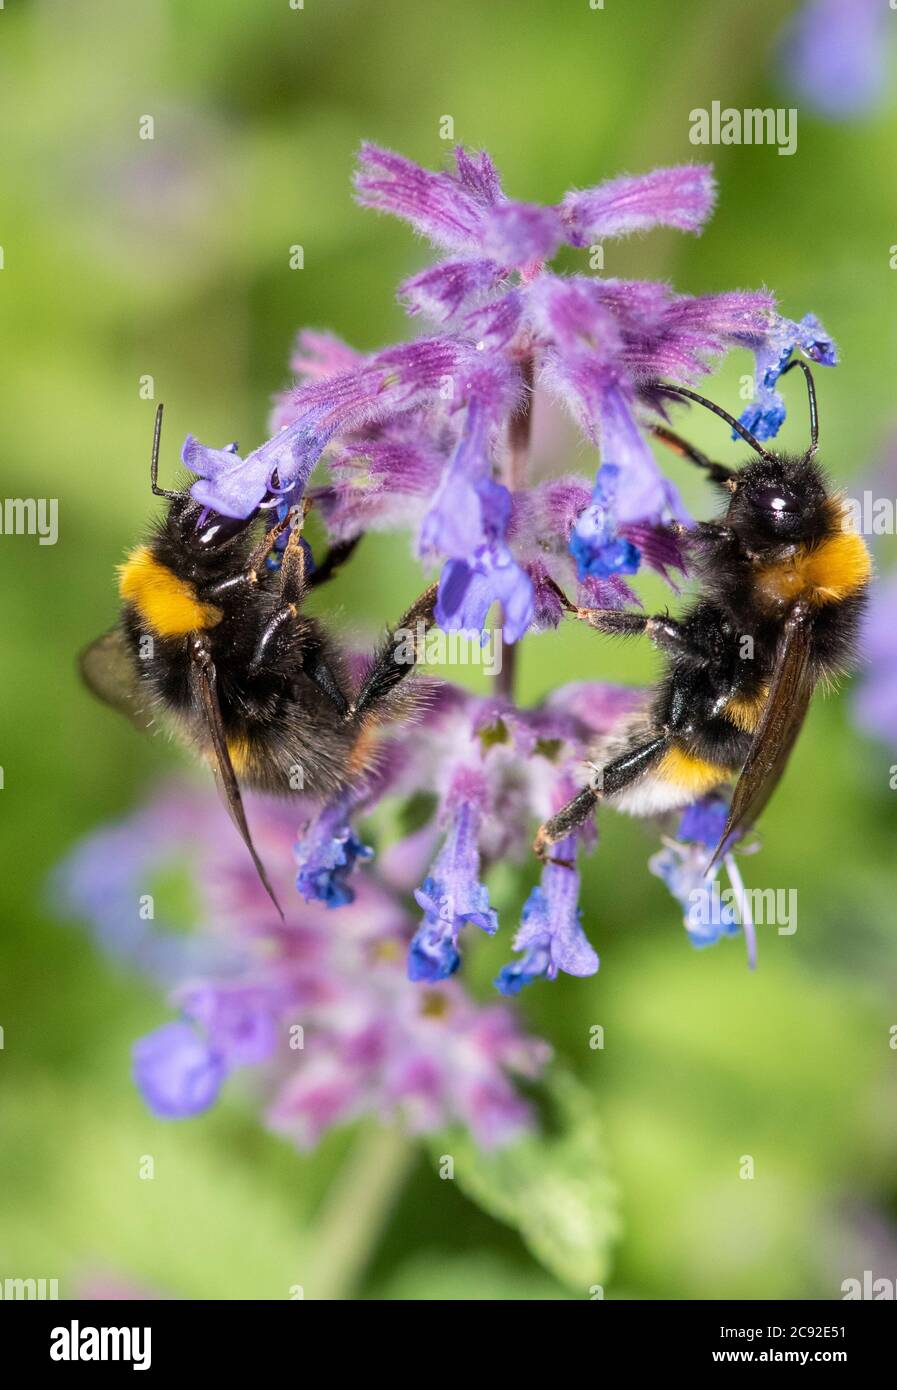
[179,144,828,652]
[737,312,837,442]
[496,839,599,994]
[649,797,757,968]
[58,135,836,1127]
[57,785,549,1147]
[409,767,499,982]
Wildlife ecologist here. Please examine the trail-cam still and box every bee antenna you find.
[653,383,775,463]
[150,403,183,500]
[778,358,819,457]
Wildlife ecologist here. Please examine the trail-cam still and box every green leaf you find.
[429,1069,619,1294]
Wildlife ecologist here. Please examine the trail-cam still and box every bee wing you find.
[189,643,284,920]
[709,605,815,869]
[79,627,155,732]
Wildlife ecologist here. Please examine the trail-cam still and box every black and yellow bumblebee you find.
[81,405,436,915]
[535,361,872,866]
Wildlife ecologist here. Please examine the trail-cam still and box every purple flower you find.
[738,312,837,442]
[350,147,778,552]
[369,681,632,889]
[527,274,691,522]
[559,163,716,243]
[67,141,830,1040]
[407,906,462,982]
[64,782,549,1149]
[295,798,374,908]
[183,416,333,520]
[419,391,507,560]
[183,145,802,647]
[649,800,756,966]
[649,840,734,946]
[187,337,469,520]
[780,0,892,119]
[134,981,284,1121]
[409,769,499,982]
[357,143,715,262]
[677,796,729,848]
[496,840,598,993]
[569,464,642,581]
[510,475,681,623]
[289,329,363,380]
[434,477,535,644]
[132,1022,226,1119]
[354,142,505,255]
[313,427,445,542]
[854,569,897,751]
[178,982,281,1067]
[53,793,241,985]
[399,259,504,323]
[436,542,535,645]
[481,200,563,266]
[412,354,521,613]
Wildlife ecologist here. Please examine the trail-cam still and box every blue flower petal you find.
[132,1022,227,1119]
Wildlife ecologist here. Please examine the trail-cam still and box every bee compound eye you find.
[194,513,249,547]
[753,486,798,517]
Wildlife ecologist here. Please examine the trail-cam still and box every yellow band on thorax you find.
[755,528,872,609]
[118,546,222,637]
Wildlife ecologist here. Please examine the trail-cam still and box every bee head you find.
[147,405,282,555]
[654,360,827,553]
[726,454,829,549]
[165,492,280,553]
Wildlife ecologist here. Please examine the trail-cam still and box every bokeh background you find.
[1,0,896,1300]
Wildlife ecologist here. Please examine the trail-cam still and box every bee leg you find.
[246,518,355,718]
[278,518,311,607]
[577,608,695,657]
[650,424,735,484]
[670,519,738,546]
[248,522,316,675]
[299,645,350,718]
[269,503,360,603]
[244,501,309,581]
[204,506,308,605]
[349,583,439,720]
[308,535,361,589]
[200,509,301,604]
[533,734,670,864]
[545,580,696,658]
[533,787,599,865]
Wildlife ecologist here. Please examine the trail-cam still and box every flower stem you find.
[496,355,535,700]
[507,354,535,492]
[303,1123,416,1300]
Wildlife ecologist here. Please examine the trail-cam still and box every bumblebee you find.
[82,405,436,914]
[535,361,872,866]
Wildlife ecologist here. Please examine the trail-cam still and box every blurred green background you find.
[1,0,896,1301]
